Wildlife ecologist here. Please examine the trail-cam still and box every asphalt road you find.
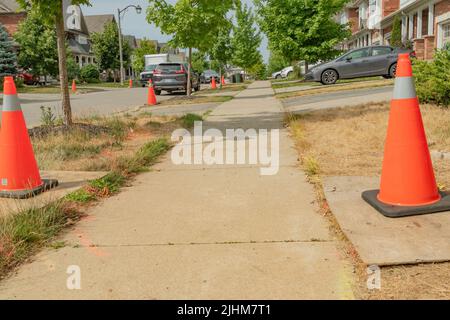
[282,85,393,114]
[1,87,174,128]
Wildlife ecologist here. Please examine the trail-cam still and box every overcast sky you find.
[81,0,269,62]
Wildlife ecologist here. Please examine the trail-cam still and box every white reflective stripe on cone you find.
[392,76,417,100]
[2,95,21,112]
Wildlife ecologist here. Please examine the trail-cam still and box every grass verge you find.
[276,79,393,99]
[158,95,233,106]
[199,84,247,93]
[287,102,450,299]
[0,202,82,278]
[180,113,203,128]
[18,86,104,94]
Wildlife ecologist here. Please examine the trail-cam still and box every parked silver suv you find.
[304,46,415,85]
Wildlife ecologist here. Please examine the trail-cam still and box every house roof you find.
[84,14,116,34]
[124,35,137,49]
[68,37,90,55]
[0,0,22,13]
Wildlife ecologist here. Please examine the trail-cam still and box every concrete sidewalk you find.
[0,81,354,299]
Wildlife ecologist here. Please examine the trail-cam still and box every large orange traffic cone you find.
[72,79,77,93]
[362,53,450,217]
[147,79,157,106]
[211,76,217,89]
[0,77,58,198]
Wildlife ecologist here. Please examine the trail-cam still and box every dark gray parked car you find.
[304,46,415,85]
[152,63,201,95]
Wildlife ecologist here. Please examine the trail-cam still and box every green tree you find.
[231,4,261,75]
[191,51,209,73]
[14,11,59,79]
[267,50,289,74]
[248,55,267,80]
[132,39,157,74]
[209,25,233,86]
[255,0,350,72]
[390,15,402,48]
[17,0,91,126]
[0,23,17,77]
[91,21,120,81]
[147,0,237,96]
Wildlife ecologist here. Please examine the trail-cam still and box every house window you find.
[443,23,450,46]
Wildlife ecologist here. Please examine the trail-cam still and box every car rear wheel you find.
[154,90,161,95]
[389,63,397,78]
[321,69,338,85]
[275,75,281,79]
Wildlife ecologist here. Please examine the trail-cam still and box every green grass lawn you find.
[16,86,105,94]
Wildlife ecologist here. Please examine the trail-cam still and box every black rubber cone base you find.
[362,190,450,218]
[0,179,59,199]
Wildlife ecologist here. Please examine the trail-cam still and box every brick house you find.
[338,0,450,59]
[0,0,97,67]
[0,0,25,36]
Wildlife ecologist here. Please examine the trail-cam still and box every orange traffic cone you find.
[211,76,217,89]
[72,79,77,93]
[129,78,133,88]
[362,53,449,217]
[0,77,58,199]
[221,75,226,86]
[147,79,157,106]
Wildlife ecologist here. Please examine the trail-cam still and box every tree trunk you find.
[219,66,222,89]
[55,11,73,126]
[304,61,309,75]
[187,47,192,97]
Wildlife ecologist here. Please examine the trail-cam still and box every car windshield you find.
[145,64,157,72]
[204,70,218,76]
[158,64,183,72]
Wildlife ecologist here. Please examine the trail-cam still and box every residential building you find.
[339,0,450,59]
[0,0,95,67]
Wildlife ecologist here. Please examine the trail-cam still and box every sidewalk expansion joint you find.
[152,164,299,172]
[76,239,333,249]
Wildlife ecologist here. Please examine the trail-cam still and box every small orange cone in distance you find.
[72,79,77,93]
[147,79,157,106]
[0,77,57,198]
[221,75,226,86]
[211,76,217,89]
[129,78,133,88]
[362,53,449,218]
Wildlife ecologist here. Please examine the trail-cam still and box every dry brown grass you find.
[290,102,450,185]
[288,102,450,299]
[32,114,182,172]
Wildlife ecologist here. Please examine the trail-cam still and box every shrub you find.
[67,57,80,81]
[413,48,450,107]
[80,64,100,83]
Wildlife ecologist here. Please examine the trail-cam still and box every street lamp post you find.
[117,4,142,85]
